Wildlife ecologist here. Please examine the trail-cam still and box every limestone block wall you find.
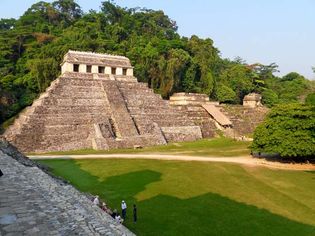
[61,62,72,74]
[243,100,262,108]
[172,105,217,138]
[126,68,133,76]
[218,105,269,136]
[161,126,202,142]
[170,92,210,105]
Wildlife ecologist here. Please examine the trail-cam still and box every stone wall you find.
[219,105,269,136]
[172,105,217,138]
[0,139,134,235]
[161,126,202,142]
[169,93,210,105]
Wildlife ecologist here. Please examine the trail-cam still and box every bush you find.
[251,104,315,160]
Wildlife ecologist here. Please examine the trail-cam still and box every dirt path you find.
[28,154,315,171]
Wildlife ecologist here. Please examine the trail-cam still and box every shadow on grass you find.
[102,169,161,208]
[304,171,315,180]
[253,153,315,164]
[40,159,315,236]
[39,159,162,207]
[134,193,315,236]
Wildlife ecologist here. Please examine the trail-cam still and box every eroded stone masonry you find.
[4,50,268,153]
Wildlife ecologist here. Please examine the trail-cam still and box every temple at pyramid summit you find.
[4,50,268,153]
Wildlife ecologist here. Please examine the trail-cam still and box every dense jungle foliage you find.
[0,0,314,126]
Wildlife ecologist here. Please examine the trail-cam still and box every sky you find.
[1,0,315,79]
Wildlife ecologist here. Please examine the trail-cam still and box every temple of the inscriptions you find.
[4,51,203,152]
[4,50,268,152]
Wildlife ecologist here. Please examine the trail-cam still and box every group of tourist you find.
[92,195,137,224]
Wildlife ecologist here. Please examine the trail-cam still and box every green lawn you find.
[30,137,251,157]
[39,159,315,236]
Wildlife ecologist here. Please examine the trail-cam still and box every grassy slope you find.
[39,159,315,236]
[30,137,251,157]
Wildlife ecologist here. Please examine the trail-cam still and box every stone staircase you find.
[118,82,202,142]
[102,81,139,138]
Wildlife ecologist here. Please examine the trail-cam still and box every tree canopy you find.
[0,0,314,125]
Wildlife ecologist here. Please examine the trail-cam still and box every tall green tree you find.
[219,64,254,103]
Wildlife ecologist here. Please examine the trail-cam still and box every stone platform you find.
[0,145,134,236]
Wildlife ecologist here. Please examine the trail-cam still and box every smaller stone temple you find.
[61,50,134,77]
[243,93,262,108]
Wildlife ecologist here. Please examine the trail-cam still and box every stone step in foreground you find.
[0,139,134,236]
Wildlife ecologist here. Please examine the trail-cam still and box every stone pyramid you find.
[4,51,202,152]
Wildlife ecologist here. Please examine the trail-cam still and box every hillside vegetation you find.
[0,0,314,128]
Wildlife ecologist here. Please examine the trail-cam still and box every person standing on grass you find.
[121,200,127,219]
[133,204,137,223]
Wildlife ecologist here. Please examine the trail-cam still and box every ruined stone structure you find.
[219,105,269,137]
[4,51,201,153]
[169,93,269,139]
[170,93,222,138]
[243,93,262,108]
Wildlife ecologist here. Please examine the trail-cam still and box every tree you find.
[182,62,199,92]
[199,71,214,95]
[26,58,59,92]
[0,18,16,30]
[52,0,82,24]
[162,48,190,97]
[219,64,254,103]
[305,93,315,105]
[251,104,315,160]
[281,72,303,81]
[216,84,236,103]
[261,89,279,107]
[278,72,309,103]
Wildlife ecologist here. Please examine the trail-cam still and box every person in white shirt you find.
[121,200,127,219]
[93,195,100,206]
[115,214,123,224]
